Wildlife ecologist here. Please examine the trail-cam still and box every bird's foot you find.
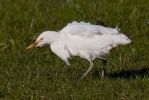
[66,62,71,66]
[99,68,106,78]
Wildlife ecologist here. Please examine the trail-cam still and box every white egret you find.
[26,21,131,80]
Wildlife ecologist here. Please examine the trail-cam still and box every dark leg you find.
[101,66,106,78]
[99,58,107,78]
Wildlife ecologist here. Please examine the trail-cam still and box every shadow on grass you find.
[108,67,149,79]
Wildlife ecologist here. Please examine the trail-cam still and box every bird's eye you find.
[40,38,43,40]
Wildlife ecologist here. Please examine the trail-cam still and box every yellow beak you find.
[26,39,43,50]
[26,43,36,50]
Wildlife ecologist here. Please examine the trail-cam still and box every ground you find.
[0,0,149,99]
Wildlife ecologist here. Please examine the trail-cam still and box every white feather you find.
[35,21,131,63]
[60,21,120,37]
[32,21,131,79]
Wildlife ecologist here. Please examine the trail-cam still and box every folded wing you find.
[60,21,120,37]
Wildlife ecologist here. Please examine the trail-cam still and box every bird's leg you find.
[63,59,71,66]
[66,62,71,66]
[100,58,107,78]
[65,60,72,72]
[79,61,94,80]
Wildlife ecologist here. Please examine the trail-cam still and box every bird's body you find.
[26,21,131,79]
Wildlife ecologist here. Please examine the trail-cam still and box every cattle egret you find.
[26,21,131,80]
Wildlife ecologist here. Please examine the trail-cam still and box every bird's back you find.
[58,21,131,60]
[60,21,119,37]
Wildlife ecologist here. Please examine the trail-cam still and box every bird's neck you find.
[47,31,60,44]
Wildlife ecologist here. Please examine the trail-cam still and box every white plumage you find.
[26,21,131,80]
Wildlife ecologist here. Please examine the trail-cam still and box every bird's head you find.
[26,31,58,49]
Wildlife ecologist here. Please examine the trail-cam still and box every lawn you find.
[0,0,149,99]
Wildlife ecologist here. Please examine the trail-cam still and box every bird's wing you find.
[59,21,119,37]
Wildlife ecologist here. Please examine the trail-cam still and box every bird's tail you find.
[113,33,131,47]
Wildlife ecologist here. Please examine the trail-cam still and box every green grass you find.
[0,0,149,99]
